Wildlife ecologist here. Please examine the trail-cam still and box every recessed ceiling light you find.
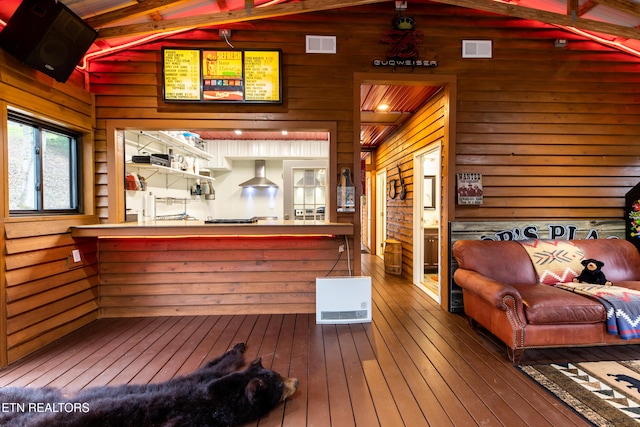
[282,130,288,135]
[376,103,390,112]
[234,130,242,135]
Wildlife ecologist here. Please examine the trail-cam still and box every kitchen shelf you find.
[125,130,214,161]
[126,162,215,182]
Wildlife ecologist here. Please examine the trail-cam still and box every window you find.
[8,112,81,215]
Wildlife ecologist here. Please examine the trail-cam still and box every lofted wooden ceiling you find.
[0,0,636,47]
[2,0,640,147]
[359,84,443,149]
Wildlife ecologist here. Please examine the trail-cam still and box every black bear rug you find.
[0,343,298,427]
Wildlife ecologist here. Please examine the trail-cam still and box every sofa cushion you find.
[613,280,640,291]
[572,239,640,283]
[513,284,606,324]
[453,240,538,284]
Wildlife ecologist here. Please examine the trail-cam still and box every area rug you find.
[520,360,640,426]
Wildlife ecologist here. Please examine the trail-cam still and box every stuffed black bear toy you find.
[573,258,612,286]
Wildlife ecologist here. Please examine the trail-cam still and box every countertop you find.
[70,219,354,238]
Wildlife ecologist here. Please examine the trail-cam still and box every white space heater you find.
[316,276,372,324]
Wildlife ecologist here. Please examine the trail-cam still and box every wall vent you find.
[462,40,492,58]
[306,35,337,54]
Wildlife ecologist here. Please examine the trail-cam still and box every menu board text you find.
[162,48,281,103]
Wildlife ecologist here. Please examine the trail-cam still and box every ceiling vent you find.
[239,160,278,188]
[462,40,492,58]
[306,35,337,54]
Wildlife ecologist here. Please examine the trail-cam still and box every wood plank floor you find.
[3,254,639,426]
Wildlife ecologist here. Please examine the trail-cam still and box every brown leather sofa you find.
[452,238,640,364]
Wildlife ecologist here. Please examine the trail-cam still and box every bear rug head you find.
[0,342,298,427]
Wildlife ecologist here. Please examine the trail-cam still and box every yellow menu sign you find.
[163,49,201,100]
[203,51,242,79]
[202,50,244,101]
[244,51,280,102]
[162,48,281,103]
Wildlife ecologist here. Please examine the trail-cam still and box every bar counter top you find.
[70,219,354,238]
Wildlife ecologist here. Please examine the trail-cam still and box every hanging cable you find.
[223,33,235,49]
[325,250,343,276]
[345,235,352,276]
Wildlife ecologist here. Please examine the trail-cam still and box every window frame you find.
[8,112,83,216]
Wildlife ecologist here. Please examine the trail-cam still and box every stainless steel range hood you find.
[239,160,279,188]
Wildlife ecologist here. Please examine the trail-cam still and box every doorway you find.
[414,145,442,302]
[375,169,387,259]
[354,72,455,310]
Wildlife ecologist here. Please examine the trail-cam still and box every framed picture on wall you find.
[456,172,483,205]
[424,175,436,209]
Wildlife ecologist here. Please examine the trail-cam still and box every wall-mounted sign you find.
[450,220,626,242]
[163,49,201,100]
[162,48,282,103]
[456,173,483,205]
[373,15,438,69]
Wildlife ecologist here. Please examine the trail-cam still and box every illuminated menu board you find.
[245,51,280,102]
[163,49,201,100]
[162,48,282,103]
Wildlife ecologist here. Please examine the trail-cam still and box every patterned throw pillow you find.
[519,240,585,285]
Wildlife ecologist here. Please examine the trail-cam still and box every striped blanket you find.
[555,283,640,340]
[518,240,584,285]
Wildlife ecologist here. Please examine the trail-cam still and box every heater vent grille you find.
[321,310,369,321]
[306,35,336,54]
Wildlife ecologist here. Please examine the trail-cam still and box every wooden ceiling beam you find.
[591,0,640,19]
[96,0,388,39]
[578,0,599,16]
[567,0,580,18]
[430,0,640,39]
[85,0,191,28]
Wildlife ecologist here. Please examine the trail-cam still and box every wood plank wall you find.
[89,16,365,229]
[444,15,640,220]
[97,236,350,317]
[88,3,640,313]
[88,8,372,305]
[367,4,640,293]
[4,219,99,364]
[0,51,100,365]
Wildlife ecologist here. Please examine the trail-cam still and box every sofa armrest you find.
[453,268,527,324]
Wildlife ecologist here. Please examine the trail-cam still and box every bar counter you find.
[70,219,355,317]
[70,219,354,238]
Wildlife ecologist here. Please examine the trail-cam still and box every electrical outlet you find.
[339,245,345,253]
[72,249,81,263]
